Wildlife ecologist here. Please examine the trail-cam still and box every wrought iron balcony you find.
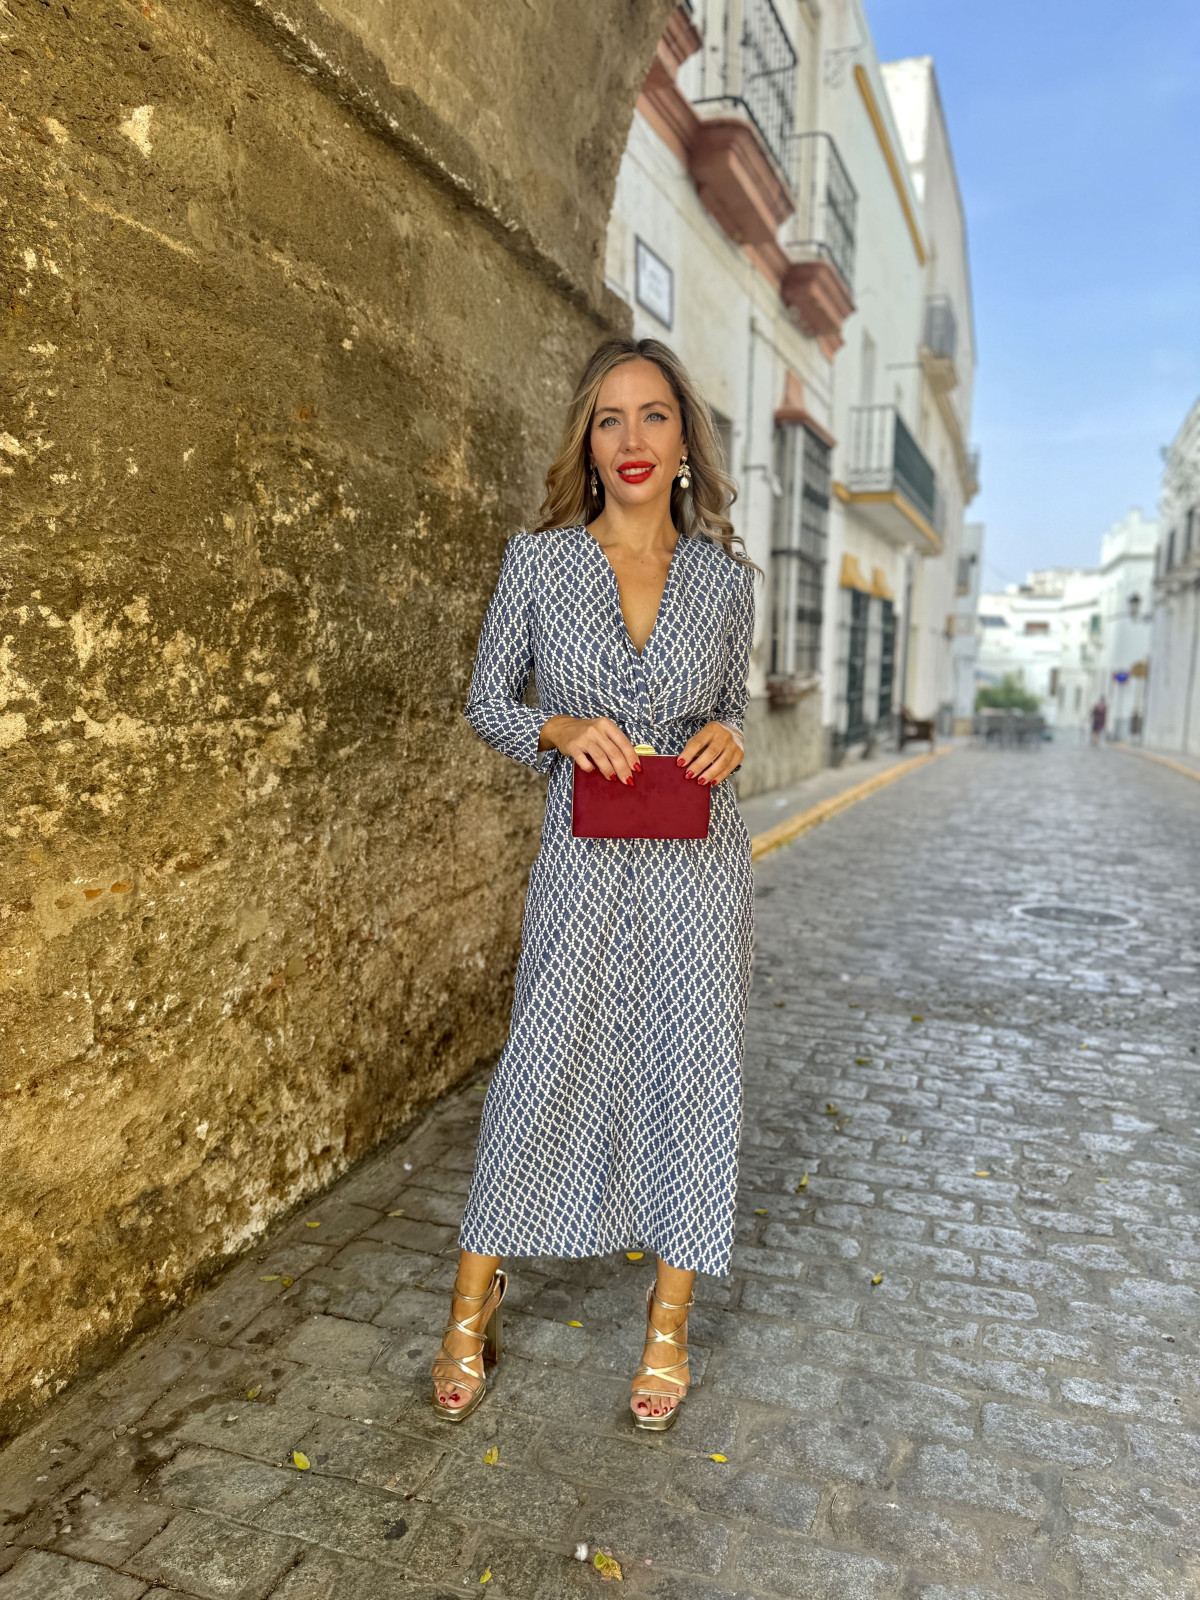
[842,405,943,552]
[785,132,857,290]
[923,294,958,363]
[691,0,798,178]
[920,293,960,400]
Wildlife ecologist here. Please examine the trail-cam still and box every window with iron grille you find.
[877,600,896,723]
[769,424,830,680]
[844,589,870,743]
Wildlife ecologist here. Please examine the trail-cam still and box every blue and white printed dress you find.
[458,524,755,1276]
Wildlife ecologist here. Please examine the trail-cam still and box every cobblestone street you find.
[3,745,1199,1600]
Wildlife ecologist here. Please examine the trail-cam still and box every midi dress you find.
[458,523,755,1276]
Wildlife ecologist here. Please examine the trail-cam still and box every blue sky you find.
[868,0,1200,587]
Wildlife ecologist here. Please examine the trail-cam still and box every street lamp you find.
[1128,592,1142,620]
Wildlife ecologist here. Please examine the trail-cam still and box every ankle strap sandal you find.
[631,1286,693,1432]
[430,1270,507,1423]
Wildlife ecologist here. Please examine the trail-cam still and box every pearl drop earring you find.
[677,458,691,489]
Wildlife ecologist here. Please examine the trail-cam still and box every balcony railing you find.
[691,0,798,177]
[784,132,857,289]
[847,406,943,533]
[923,294,958,364]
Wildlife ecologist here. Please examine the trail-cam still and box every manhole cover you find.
[1012,904,1137,929]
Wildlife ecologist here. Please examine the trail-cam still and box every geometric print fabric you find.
[458,526,756,1275]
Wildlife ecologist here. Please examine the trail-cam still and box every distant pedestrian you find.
[1090,697,1107,746]
[429,338,756,1433]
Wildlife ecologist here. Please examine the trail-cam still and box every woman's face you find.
[589,358,685,511]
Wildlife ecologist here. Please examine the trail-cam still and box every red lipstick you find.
[617,460,655,484]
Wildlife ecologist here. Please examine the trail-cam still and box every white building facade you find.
[976,570,1102,739]
[951,520,985,732]
[973,510,1156,742]
[1146,398,1200,758]
[1095,509,1156,742]
[604,0,978,793]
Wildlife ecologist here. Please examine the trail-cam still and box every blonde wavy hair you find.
[534,337,753,567]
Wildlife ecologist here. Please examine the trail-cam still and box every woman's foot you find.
[630,1287,692,1426]
[430,1271,505,1419]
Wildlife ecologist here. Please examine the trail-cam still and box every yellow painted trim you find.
[841,487,943,554]
[839,552,870,592]
[1118,746,1200,783]
[832,480,852,504]
[871,566,894,601]
[750,746,957,863]
[854,64,928,267]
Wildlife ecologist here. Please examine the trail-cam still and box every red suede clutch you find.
[571,755,710,840]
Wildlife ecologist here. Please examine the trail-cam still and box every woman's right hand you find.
[538,715,640,785]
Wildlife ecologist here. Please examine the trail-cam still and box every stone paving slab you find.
[2,745,1199,1598]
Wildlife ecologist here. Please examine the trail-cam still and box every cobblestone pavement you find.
[3,745,1199,1600]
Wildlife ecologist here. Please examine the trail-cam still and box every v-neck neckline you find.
[581,524,684,659]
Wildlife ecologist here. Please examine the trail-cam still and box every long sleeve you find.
[712,563,756,734]
[464,534,557,772]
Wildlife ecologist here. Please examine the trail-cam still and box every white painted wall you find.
[882,53,978,730]
[952,519,984,727]
[1094,509,1157,740]
[1145,397,1200,756]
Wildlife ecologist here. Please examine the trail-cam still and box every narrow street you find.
[2,746,1198,1600]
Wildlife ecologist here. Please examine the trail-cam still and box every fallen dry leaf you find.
[246,1385,261,1401]
[306,1221,321,1229]
[871,1273,883,1286]
[479,1567,492,1584]
[911,1015,925,1022]
[709,1453,728,1463]
[567,1320,583,1328]
[388,1210,404,1217]
[292,1451,310,1470]
[973,1171,990,1178]
[825,1103,838,1115]
[593,1550,623,1581]
[855,1057,871,1064]
[795,1173,808,1191]
[483,1446,499,1465]
[280,1277,294,1288]
[259,1275,279,1283]
[754,1208,767,1216]
[625,1252,644,1261]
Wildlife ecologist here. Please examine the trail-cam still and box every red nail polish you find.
[634,761,642,772]
[676,757,686,767]
[625,776,634,786]
[685,769,695,780]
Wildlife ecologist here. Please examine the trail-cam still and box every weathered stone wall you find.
[0,0,673,1441]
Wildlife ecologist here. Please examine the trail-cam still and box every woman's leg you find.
[432,1248,501,1410]
[631,1257,696,1420]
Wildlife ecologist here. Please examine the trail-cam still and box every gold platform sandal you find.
[430,1270,507,1423]
[630,1286,693,1432]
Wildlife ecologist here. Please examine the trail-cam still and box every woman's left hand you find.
[677,722,742,787]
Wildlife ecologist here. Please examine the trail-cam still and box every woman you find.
[430,337,756,1430]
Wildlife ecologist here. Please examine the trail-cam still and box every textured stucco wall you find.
[737,694,825,799]
[0,0,672,1442]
